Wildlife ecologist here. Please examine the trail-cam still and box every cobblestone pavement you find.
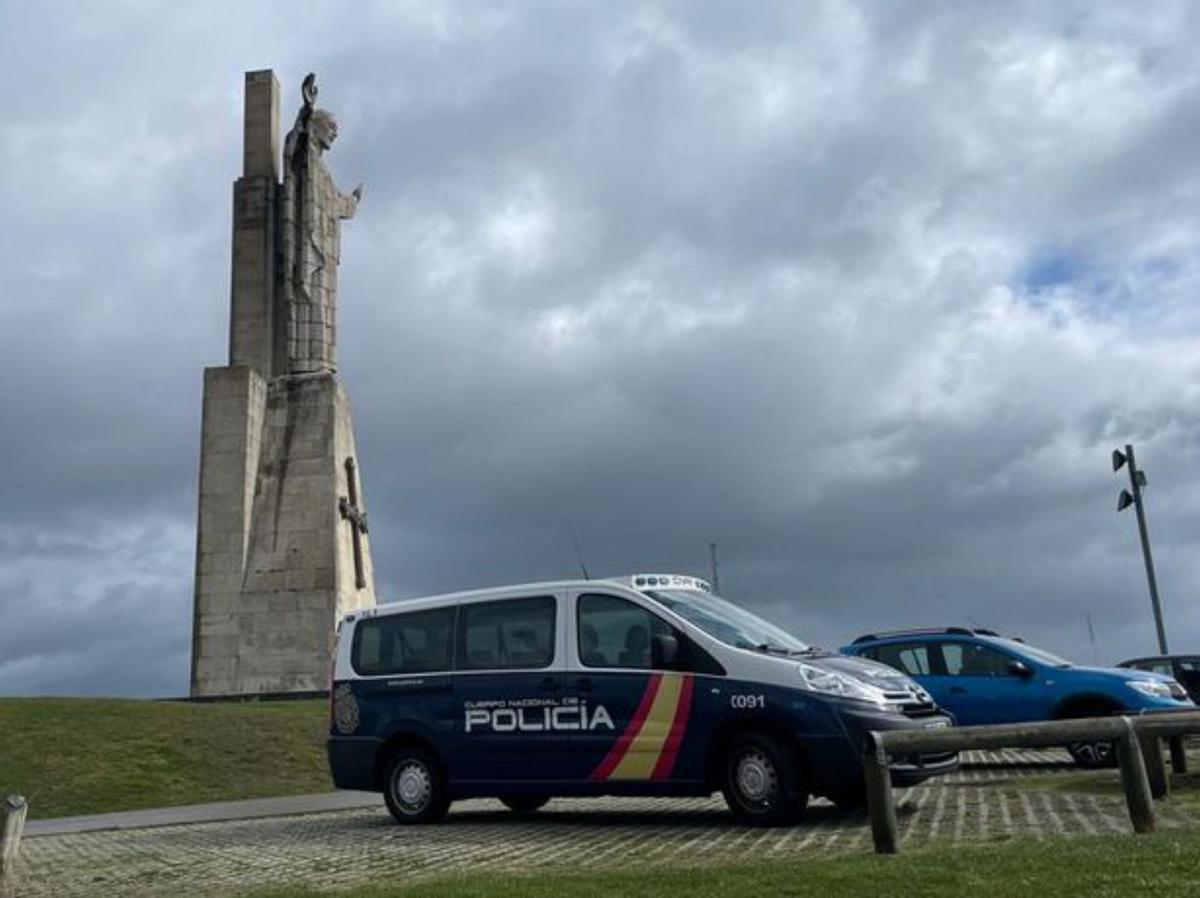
[13,751,1197,898]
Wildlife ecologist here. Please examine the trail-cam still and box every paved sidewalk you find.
[17,786,1196,898]
[21,748,1073,838]
[14,752,1200,898]
[25,791,381,837]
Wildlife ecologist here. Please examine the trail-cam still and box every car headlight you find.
[797,662,888,709]
[1127,679,1174,699]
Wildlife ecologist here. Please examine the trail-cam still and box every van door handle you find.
[574,677,592,693]
[541,677,562,691]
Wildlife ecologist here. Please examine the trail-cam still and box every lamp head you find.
[1117,490,1134,512]
[1112,449,1127,472]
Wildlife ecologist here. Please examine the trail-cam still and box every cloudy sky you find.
[3,1,1200,696]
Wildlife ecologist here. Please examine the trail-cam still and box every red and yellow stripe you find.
[591,673,694,780]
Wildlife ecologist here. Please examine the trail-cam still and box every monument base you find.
[191,369,376,697]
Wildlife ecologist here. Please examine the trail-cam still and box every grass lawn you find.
[244,832,1200,898]
[0,697,331,819]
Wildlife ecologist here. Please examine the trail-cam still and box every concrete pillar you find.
[229,70,279,376]
[243,70,280,181]
[235,376,376,694]
[191,365,267,696]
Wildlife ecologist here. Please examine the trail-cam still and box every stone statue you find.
[280,73,363,375]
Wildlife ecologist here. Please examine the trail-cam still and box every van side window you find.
[457,596,556,670]
[870,642,931,677]
[578,594,672,670]
[351,607,456,676]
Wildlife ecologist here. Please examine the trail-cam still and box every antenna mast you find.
[565,518,590,580]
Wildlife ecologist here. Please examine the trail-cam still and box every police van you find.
[327,575,957,825]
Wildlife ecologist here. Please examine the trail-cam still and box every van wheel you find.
[499,794,550,814]
[383,746,450,824]
[721,734,807,826]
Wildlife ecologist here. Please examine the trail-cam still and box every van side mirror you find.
[652,633,680,669]
[1009,660,1033,678]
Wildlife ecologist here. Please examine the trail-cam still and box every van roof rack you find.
[851,627,1005,645]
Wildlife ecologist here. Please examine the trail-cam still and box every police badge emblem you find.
[333,684,360,735]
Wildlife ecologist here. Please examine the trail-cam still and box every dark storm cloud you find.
[3,1,1200,695]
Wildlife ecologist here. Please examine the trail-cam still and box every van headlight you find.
[797,662,888,709]
[1127,679,1175,699]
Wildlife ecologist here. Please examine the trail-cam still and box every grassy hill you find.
[0,697,333,819]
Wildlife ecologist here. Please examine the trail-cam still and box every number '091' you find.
[730,694,765,709]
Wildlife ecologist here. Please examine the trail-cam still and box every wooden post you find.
[863,733,898,854]
[1115,719,1156,834]
[0,794,27,897]
[1139,734,1169,799]
[1167,736,1188,774]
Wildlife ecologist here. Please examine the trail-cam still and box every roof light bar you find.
[630,574,712,592]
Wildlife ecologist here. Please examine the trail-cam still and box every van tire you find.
[383,746,451,824]
[720,733,807,826]
[499,794,550,814]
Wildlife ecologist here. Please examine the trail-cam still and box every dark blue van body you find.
[328,577,958,824]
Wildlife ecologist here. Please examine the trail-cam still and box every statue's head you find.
[311,108,338,151]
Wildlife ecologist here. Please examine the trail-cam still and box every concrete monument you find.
[191,70,377,697]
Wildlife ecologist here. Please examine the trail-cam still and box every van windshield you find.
[645,590,810,654]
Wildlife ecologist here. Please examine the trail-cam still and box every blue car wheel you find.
[1066,739,1115,769]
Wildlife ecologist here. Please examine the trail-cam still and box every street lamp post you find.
[1112,444,1168,655]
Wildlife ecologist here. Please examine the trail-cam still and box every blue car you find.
[842,627,1193,768]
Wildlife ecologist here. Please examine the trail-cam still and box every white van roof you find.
[350,573,711,623]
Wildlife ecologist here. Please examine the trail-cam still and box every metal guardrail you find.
[863,710,1200,854]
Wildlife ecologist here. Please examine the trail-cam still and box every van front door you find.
[570,592,702,785]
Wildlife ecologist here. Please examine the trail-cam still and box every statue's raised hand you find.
[351,183,364,203]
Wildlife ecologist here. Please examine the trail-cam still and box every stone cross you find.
[339,456,369,590]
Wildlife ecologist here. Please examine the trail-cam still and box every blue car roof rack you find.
[851,626,1004,645]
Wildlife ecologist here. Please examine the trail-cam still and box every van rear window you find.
[352,607,456,676]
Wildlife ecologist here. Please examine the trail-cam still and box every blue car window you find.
[939,642,1011,677]
[871,642,931,676]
